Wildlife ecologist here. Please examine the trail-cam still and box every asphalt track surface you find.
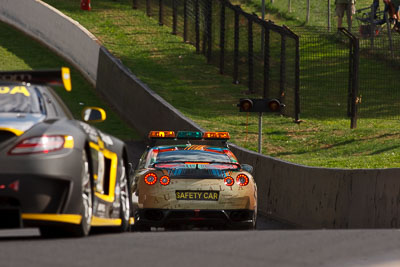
[1,227,400,267]
[1,142,400,267]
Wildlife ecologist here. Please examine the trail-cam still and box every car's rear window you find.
[0,85,42,113]
[156,150,232,163]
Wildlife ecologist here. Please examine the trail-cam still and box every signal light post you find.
[238,98,284,153]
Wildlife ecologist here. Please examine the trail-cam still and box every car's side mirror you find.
[81,107,106,123]
[241,164,253,174]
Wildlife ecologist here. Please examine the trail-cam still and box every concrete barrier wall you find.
[230,144,400,228]
[0,0,100,85]
[96,47,204,136]
[3,1,400,229]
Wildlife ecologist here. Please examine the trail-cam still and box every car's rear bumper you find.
[0,149,84,229]
[135,208,255,229]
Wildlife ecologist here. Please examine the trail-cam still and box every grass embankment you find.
[0,22,140,140]
[40,0,400,169]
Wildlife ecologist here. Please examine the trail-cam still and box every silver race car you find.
[0,68,132,237]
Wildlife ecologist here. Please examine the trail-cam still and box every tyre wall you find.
[0,0,100,85]
[2,0,400,229]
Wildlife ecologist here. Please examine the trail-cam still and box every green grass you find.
[0,22,140,141]
[238,0,375,28]
[17,0,400,168]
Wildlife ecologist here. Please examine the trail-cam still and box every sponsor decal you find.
[0,86,30,96]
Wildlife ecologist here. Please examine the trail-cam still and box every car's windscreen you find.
[156,150,232,163]
[0,85,42,113]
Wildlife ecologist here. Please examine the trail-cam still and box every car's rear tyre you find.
[117,159,130,232]
[70,149,93,237]
[39,150,93,238]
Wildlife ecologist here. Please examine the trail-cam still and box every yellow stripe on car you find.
[21,213,82,224]
[0,127,24,136]
[89,142,118,203]
[91,216,121,226]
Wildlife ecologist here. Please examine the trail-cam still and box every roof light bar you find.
[148,131,176,139]
[176,131,203,139]
[148,131,230,140]
[203,132,230,140]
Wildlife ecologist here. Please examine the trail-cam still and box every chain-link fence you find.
[133,0,400,126]
[133,0,300,120]
[295,24,400,125]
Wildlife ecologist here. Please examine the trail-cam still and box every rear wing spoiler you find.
[0,67,71,91]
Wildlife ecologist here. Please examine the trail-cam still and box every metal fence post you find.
[233,8,240,84]
[340,28,359,128]
[206,0,213,63]
[294,34,300,122]
[219,2,226,74]
[294,35,300,122]
[279,33,286,103]
[347,35,354,118]
[146,0,151,16]
[195,0,200,53]
[172,0,177,34]
[350,36,359,129]
[284,25,301,120]
[248,17,254,93]
[159,0,164,25]
[263,24,270,98]
[202,5,207,56]
[184,0,188,42]
[328,0,331,32]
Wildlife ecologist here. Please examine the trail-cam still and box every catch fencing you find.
[132,0,400,127]
[133,0,300,121]
[297,25,400,126]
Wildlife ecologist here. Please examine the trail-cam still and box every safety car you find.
[131,131,257,230]
[0,68,132,237]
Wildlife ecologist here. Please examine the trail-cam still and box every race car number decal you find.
[0,86,30,96]
[175,190,219,201]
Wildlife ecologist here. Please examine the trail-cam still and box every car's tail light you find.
[8,180,19,192]
[224,176,234,186]
[0,180,19,192]
[8,135,74,155]
[144,173,157,185]
[160,175,170,186]
[236,174,249,186]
